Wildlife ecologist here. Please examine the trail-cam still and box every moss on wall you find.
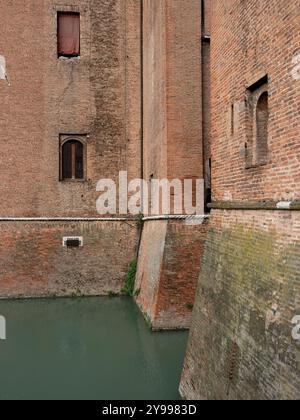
[181,216,300,400]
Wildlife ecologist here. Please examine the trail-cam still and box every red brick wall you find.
[0,0,141,217]
[181,0,300,400]
[210,0,300,202]
[136,0,206,329]
[142,0,168,182]
[135,220,209,330]
[142,0,203,185]
[0,221,139,298]
[165,0,203,182]
[0,1,141,297]
[180,210,300,400]
[203,0,212,36]
[135,221,167,324]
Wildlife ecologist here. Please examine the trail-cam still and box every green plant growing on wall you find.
[108,291,118,298]
[122,259,138,296]
[137,213,144,229]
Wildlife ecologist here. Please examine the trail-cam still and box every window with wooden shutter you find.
[57,12,80,58]
[61,140,85,181]
[62,141,72,179]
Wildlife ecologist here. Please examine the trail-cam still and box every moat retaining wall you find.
[180,209,300,400]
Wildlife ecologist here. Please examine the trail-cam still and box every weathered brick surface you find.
[180,210,300,400]
[2,0,299,400]
[135,220,209,330]
[142,0,203,186]
[0,0,141,217]
[0,0,141,296]
[0,221,139,298]
[135,0,206,329]
[210,0,300,202]
[181,0,300,400]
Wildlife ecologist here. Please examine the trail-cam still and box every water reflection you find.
[0,297,188,400]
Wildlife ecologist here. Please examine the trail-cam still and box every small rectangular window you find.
[57,12,80,58]
[66,239,81,248]
[63,237,83,248]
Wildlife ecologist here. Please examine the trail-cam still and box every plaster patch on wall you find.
[277,201,291,210]
[0,55,10,85]
[291,53,300,81]
[223,191,233,201]
[0,55,6,79]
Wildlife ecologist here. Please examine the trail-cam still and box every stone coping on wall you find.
[209,201,300,211]
[0,215,210,222]
[142,215,210,222]
[0,217,135,222]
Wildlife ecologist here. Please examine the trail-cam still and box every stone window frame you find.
[245,75,269,169]
[59,134,88,182]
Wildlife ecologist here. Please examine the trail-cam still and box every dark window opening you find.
[66,239,80,248]
[57,12,80,58]
[256,91,269,165]
[231,103,235,135]
[204,158,212,213]
[247,75,268,92]
[62,140,84,180]
[245,76,269,168]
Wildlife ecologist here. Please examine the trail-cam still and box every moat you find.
[0,297,188,400]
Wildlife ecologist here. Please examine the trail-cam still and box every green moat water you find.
[0,297,188,400]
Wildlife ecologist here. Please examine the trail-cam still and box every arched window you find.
[61,140,84,180]
[256,91,269,164]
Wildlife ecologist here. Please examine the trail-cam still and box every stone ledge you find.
[209,201,300,211]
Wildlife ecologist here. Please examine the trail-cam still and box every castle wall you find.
[209,0,300,202]
[180,0,300,400]
[0,221,139,298]
[0,0,141,297]
[135,0,206,329]
[135,219,209,330]
[180,210,300,400]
